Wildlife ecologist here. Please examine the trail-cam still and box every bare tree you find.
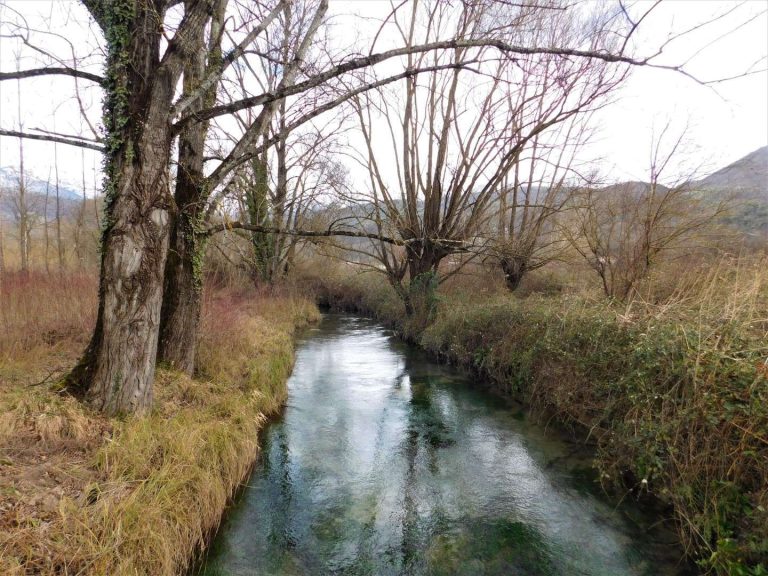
[568,125,728,300]
[489,116,592,291]
[345,1,626,313]
[43,175,51,274]
[0,0,747,414]
[15,70,31,273]
[224,128,348,284]
[158,0,329,374]
[54,141,65,272]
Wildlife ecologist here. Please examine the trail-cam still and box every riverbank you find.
[0,272,319,575]
[305,260,767,575]
[202,313,690,576]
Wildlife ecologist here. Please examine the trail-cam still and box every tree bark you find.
[157,0,223,374]
[402,241,443,318]
[500,256,527,292]
[247,153,274,284]
[156,104,207,374]
[69,0,207,414]
[157,220,203,373]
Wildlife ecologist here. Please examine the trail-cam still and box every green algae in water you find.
[426,519,557,576]
[199,315,689,576]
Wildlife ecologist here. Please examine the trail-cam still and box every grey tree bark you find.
[69,0,209,414]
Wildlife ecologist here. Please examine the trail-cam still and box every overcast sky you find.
[0,0,766,194]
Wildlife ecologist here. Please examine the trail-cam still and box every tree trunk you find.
[402,241,443,319]
[43,179,50,275]
[54,142,64,272]
[500,256,527,292]
[68,0,202,414]
[157,140,207,373]
[17,113,29,273]
[157,219,203,373]
[74,150,172,414]
[157,3,221,373]
[247,153,274,284]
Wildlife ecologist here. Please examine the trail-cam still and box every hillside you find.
[0,166,85,220]
[0,166,83,200]
[694,146,768,237]
[695,146,768,197]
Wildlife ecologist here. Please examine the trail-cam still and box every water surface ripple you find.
[201,315,685,576]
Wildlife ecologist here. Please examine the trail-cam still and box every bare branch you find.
[0,67,103,84]
[30,126,103,143]
[0,128,105,151]
[204,61,479,191]
[203,221,406,245]
[178,38,648,127]
[171,0,287,117]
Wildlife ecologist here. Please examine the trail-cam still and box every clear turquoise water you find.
[200,315,687,576]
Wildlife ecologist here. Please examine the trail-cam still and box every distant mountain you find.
[0,166,83,201]
[692,146,768,238]
[0,166,86,221]
[603,148,768,238]
[694,146,768,198]
[598,180,670,199]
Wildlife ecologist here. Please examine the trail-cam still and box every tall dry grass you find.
[0,272,319,575]
[0,271,97,383]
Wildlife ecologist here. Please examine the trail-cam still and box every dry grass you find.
[0,272,319,575]
[0,271,97,384]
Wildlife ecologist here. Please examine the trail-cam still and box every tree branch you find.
[203,221,406,245]
[177,38,647,128]
[170,0,287,117]
[204,220,473,254]
[0,129,105,151]
[203,61,479,191]
[0,67,103,84]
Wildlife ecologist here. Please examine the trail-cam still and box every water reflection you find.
[200,315,686,576]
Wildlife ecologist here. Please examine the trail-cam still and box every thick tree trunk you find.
[77,151,172,414]
[500,256,527,292]
[69,0,206,414]
[157,219,203,373]
[157,152,206,373]
[406,241,443,282]
[403,241,443,318]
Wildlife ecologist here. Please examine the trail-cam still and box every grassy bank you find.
[0,272,319,575]
[306,258,768,575]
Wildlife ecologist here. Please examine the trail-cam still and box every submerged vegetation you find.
[304,254,768,574]
[0,272,318,574]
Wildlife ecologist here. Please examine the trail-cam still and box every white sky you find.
[0,0,766,193]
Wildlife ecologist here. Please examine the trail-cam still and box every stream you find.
[200,314,688,576]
